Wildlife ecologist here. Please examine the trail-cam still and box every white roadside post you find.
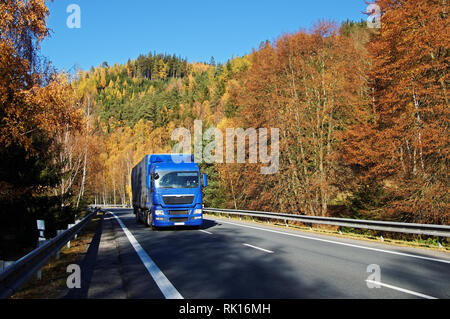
[67,224,75,248]
[36,220,45,240]
[36,220,46,280]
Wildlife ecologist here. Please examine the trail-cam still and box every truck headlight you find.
[193,209,202,215]
[154,209,164,216]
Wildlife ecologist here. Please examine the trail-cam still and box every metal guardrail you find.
[204,208,450,238]
[0,208,99,299]
[90,204,130,208]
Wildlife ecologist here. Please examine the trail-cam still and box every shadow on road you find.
[63,212,104,299]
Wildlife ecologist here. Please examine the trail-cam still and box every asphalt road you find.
[83,209,450,299]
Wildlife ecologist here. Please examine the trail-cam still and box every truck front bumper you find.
[153,215,203,227]
[152,206,203,227]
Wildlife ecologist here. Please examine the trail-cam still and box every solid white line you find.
[365,280,437,299]
[199,229,213,235]
[108,211,183,299]
[215,219,450,264]
[243,243,274,254]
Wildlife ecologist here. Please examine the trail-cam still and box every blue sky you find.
[41,0,369,72]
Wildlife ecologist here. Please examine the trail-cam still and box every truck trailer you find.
[131,154,207,229]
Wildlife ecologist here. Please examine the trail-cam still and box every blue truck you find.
[131,154,207,229]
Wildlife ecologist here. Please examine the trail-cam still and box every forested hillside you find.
[73,52,251,209]
[1,0,448,258]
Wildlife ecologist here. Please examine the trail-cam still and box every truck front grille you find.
[169,210,189,216]
[163,195,194,205]
[170,217,188,222]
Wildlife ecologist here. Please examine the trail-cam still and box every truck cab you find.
[132,154,207,229]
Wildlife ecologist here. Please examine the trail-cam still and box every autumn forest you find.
[0,0,448,258]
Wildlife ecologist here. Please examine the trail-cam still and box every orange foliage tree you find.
[228,22,370,216]
[341,0,449,224]
[0,0,83,202]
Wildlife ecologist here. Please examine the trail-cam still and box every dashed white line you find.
[215,219,450,264]
[366,280,437,299]
[243,243,274,254]
[108,211,183,299]
[199,229,213,235]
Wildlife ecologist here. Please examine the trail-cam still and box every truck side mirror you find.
[202,173,208,187]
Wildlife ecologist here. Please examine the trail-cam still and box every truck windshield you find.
[155,171,200,189]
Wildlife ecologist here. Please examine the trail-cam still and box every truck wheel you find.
[145,211,152,228]
[136,210,141,224]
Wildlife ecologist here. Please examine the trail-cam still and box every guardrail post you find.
[438,237,443,248]
[309,223,313,231]
[1,260,14,274]
[285,219,288,227]
[338,226,343,235]
[380,231,385,242]
[67,224,75,248]
[36,238,47,280]
[74,220,80,239]
[56,230,64,260]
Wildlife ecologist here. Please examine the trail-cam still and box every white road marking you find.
[108,211,183,299]
[243,243,274,254]
[365,280,437,299]
[199,229,213,235]
[215,219,450,264]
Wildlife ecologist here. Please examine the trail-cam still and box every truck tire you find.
[145,211,152,228]
[136,210,141,224]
